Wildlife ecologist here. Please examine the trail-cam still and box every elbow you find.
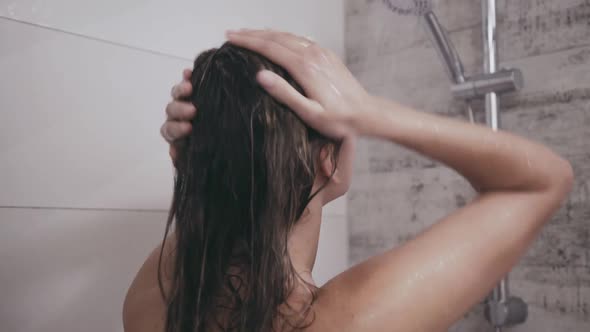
[548,158,575,197]
[557,158,574,192]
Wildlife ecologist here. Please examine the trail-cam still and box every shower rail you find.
[421,1,528,330]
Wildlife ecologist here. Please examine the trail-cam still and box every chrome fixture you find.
[422,12,466,85]
[422,6,523,103]
[421,1,528,331]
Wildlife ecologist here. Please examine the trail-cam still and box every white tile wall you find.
[0,211,346,332]
[314,215,348,285]
[0,18,186,210]
[0,5,346,213]
[0,208,167,332]
[0,0,344,59]
[0,1,346,331]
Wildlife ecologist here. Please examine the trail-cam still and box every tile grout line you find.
[0,15,193,62]
[501,42,590,64]
[0,205,168,213]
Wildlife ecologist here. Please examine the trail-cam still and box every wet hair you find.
[158,42,340,332]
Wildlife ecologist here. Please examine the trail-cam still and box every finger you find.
[161,121,192,143]
[257,69,323,121]
[226,32,301,74]
[182,68,192,80]
[241,29,314,53]
[234,29,314,54]
[166,101,197,120]
[169,145,178,163]
[171,81,193,99]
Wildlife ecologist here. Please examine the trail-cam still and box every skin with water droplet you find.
[524,150,532,169]
[298,40,311,48]
[400,242,471,293]
[303,51,344,99]
[329,83,342,96]
[354,244,470,328]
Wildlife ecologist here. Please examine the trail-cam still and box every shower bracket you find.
[484,295,529,328]
[451,68,524,100]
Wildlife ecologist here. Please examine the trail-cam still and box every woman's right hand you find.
[162,69,196,161]
[226,29,372,140]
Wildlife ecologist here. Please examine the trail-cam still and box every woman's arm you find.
[226,29,574,332]
[311,96,573,332]
[362,96,573,193]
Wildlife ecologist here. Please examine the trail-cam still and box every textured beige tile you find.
[346,0,590,329]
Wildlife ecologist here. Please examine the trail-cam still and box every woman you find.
[123,30,574,332]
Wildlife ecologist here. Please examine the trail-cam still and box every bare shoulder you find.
[306,189,565,332]
[123,240,174,332]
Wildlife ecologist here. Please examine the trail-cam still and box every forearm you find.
[358,95,572,193]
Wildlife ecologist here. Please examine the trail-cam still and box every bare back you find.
[123,239,315,332]
[124,175,572,332]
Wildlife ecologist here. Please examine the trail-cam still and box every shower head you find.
[382,0,465,84]
[382,0,433,16]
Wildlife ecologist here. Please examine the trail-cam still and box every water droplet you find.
[329,82,342,96]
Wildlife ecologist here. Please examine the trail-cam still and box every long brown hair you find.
[158,42,339,332]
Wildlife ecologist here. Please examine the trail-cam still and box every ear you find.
[318,144,341,184]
